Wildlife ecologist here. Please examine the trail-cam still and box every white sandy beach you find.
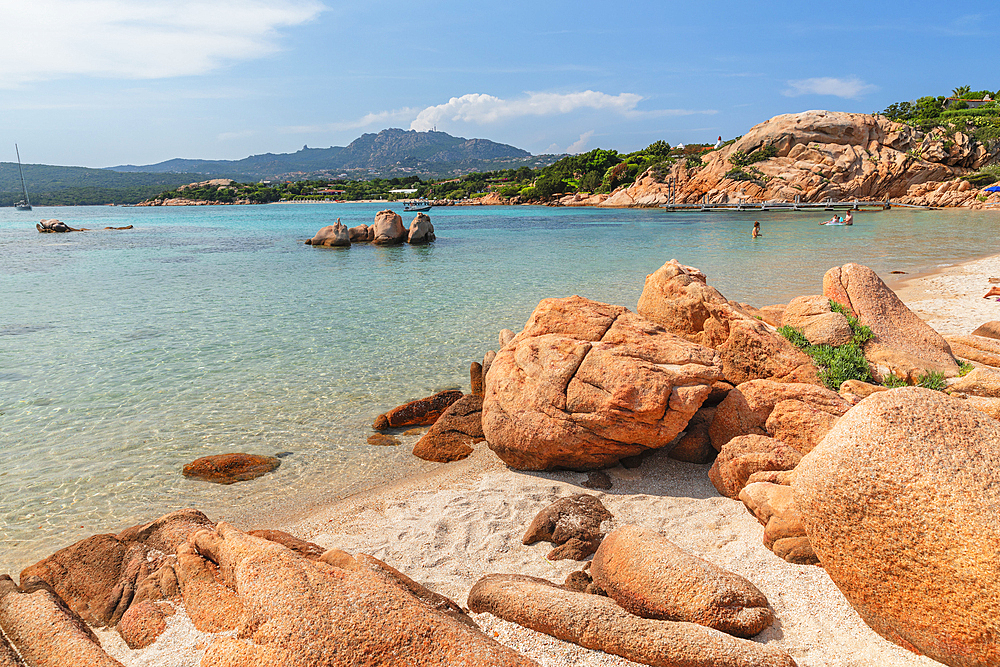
[95,252,1000,667]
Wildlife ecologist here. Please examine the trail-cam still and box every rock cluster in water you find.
[305,210,435,247]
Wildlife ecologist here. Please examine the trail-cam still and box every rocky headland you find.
[560,111,1000,210]
[2,257,999,667]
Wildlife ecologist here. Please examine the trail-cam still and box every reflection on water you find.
[0,202,997,575]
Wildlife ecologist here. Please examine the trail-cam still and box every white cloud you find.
[410,91,644,131]
[567,130,595,154]
[784,77,877,99]
[0,0,323,86]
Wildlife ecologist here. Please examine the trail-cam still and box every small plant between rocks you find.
[958,360,975,376]
[778,300,875,390]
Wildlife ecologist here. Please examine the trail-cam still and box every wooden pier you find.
[659,196,932,213]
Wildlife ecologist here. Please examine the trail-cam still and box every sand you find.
[92,254,1000,667]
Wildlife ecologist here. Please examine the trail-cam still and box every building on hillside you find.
[944,95,993,109]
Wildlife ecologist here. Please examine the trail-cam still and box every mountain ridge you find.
[109,128,545,180]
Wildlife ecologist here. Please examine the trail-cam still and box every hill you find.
[110,129,555,181]
[0,163,209,207]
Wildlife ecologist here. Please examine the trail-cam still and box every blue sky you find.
[1,0,995,168]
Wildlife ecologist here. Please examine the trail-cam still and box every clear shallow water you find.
[1,202,997,575]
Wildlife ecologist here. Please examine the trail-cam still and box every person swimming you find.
[820,215,843,225]
[844,210,854,225]
[752,220,760,238]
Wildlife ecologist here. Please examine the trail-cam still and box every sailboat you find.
[15,144,31,211]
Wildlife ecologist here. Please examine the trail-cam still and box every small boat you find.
[403,200,432,212]
[14,144,31,211]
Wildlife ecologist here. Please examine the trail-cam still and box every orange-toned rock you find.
[190,523,538,667]
[947,366,1000,398]
[468,574,795,666]
[305,218,350,247]
[638,261,819,385]
[412,393,484,463]
[483,296,723,470]
[348,224,373,243]
[406,212,435,244]
[669,406,716,463]
[823,263,958,380]
[522,494,612,561]
[182,453,280,484]
[716,318,820,385]
[0,576,123,666]
[739,482,817,565]
[764,399,841,454]
[117,600,169,649]
[592,525,773,638]
[793,387,1000,666]
[971,321,1000,340]
[371,209,407,245]
[781,295,852,346]
[175,541,243,633]
[708,435,801,499]
[709,379,850,451]
[0,631,22,667]
[373,389,464,430]
[248,530,326,559]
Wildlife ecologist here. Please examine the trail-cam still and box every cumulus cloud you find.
[566,130,595,154]
[784,77,876,99]
[0,0,323,86]
[410,91,644,131]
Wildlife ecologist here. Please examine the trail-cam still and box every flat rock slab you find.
[182,453,281,484]
[373,390,464,431]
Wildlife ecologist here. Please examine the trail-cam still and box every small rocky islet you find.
[2,250,999,666]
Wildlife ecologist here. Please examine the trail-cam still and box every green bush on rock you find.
[779,300,875,390]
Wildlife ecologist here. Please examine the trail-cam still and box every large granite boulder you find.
[406,213,435,244]
[823,263,959,379]
[371,209,407,245]
[945,335,1000,368]
[468,574,795,667]
[592,526,773,638]
[709,379,850,452]
[793,387,1000,666]
[780,295,852,346]
[668,405,716,463]
[482,296,724,470]
[305,219,350,247]
[708,435,802,499]
[187,523,537,667]
[638,260,820,385]
[19,509,213,628]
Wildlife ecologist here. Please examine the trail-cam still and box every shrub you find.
[779,322,873,390]
[724,168,754,182]
[685,155,703,169]
[882,374,908,388]
[916,371,946,391]
[959,360,975,376]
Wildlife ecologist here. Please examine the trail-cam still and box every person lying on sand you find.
[983,286,1000,298]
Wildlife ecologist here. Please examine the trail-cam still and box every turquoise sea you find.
[0,202,997,575]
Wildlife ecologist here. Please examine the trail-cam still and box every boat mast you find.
[15,144,30,207]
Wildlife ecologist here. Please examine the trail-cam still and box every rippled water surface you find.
[1,202,996,574]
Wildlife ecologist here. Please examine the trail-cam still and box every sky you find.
[0,0,995,168]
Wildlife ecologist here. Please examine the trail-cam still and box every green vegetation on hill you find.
[878,86,1000,147]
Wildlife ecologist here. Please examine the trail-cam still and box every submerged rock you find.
[182,453,281,484]
[373,389,464,431]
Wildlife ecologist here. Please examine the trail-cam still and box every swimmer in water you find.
[752,220,760,238]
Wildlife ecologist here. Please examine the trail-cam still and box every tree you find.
[952,85,971,98]
[643,140,671,157]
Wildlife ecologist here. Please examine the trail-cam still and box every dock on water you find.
[659,196,933,212]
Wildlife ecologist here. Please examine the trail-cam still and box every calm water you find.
[0,202,997,575]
